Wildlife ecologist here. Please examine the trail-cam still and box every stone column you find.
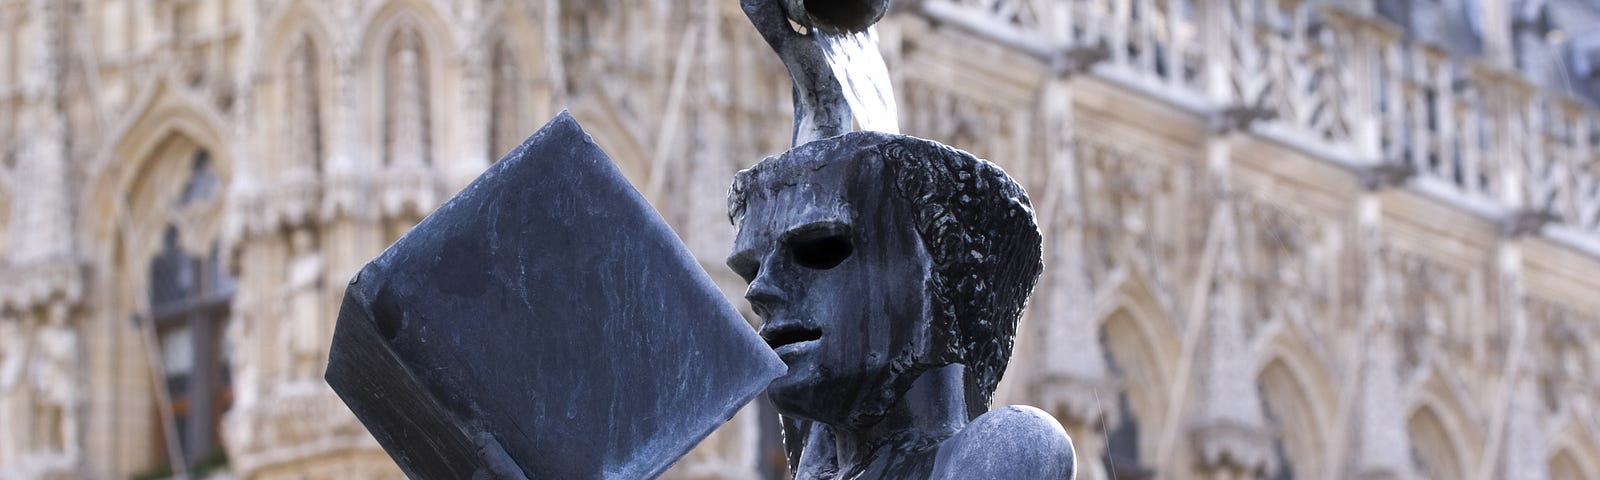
[0,313,26,473]
[1351,197,1413,480]
[5,4,84,478]
[1028,78,1114,480]
[1188,191,1274,480]
[1478,0,1514,69]
[682,4,736,264]
[1178,8,1275,473]
[453,44,491,191]
[1477,78,1534,480]
[1353,323,1414,479]
[9,0,71,267]
[1501,376,1548,480]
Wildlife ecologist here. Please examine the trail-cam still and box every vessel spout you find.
[784,0,889,34]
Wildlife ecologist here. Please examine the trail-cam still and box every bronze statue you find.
[728,132,1073,479]
[733,0,1075,477]
[326,1,1075,478]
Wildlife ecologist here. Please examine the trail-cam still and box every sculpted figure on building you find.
[286,228,326,381]
[29,304,79,463]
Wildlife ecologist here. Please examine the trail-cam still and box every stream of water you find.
[816,28,900,135]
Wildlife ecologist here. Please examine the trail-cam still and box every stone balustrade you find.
[923,0,1600,253]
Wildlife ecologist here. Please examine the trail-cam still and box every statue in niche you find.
[287,36,324,176]
[488,38,525,160]
[29,303,79,459]
[385,29,430,169]
[286,228,326,380]
[727,132,1073,479]
[0,314,26,466]
[224,291,261,407]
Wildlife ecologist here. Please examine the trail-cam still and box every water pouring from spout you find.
[782,0,900,134]
[741,0,900,145]
[816,28,900,135]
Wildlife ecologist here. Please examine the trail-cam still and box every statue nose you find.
[744,273,785,319]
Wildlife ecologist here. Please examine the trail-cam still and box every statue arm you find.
[931,406,1076,479]
[739,0,851,146]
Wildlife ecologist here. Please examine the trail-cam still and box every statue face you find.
[727,153,933,426]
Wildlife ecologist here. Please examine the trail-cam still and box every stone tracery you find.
[383,27,431,170]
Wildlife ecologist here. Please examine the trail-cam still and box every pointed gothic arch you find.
[112,131,234,474]
[358,1,458,171]
[1546,417,1600,480]
[252,0,339,201]
[90,80,234,252]
[0,182,10,262]
[1405,368,1480,480]
[282,33,328,175]
[85,83,237,475]
[1550,448,1597,480]
[1096,291,1179,479]
[1252,324,1338,420]
[1255,356,1330,480]
[487,36,525,160]
[1406,405,1467,480]
[383,26,432,168]
[482,0,555,161]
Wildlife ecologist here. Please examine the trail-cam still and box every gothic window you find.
[1257,360,1321,480]
[172,1,203,85]
[1,22,13,87]
[1568,33,1600,103]
[178,150,217,206]
[146,149,234,470]
[172,1,196,41]
[383,27,431,168]
[1265,414,1297,479]
[1550,450,1592,480]
[1265,437,1294,480]
[489,37,525,161]
[0,189,8,255]
[1099,317,1157,480]
[286,35,324,174]
[1101,391,1154,480]
[1407,407,1465,479]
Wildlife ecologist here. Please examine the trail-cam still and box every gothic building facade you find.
[0,0,1597,479]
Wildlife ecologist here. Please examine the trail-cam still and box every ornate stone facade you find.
[0,0,1597,479]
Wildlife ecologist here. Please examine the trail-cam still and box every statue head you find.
[727,132,1042,428]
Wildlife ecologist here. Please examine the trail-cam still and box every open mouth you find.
[761,325,823,350]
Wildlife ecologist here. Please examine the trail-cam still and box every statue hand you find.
[738,0,851,146]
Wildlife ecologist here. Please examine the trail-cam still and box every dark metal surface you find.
[326,112,785,480]
[782,0,889,33]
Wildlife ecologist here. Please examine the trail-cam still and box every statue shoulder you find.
[931,405,1076,479]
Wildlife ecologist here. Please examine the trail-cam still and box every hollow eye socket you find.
[790,234,853,270]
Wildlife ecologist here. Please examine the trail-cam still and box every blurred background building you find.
[0,0,1598,478]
